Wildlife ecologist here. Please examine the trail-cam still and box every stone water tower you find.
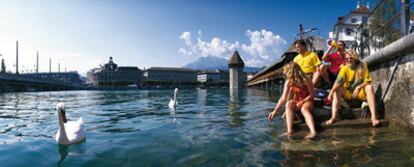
[228,50,245,89]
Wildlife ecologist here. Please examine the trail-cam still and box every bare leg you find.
[364,84,380,127]
[281,111,286,119]
[312,71,321,88]
[301,102,316,139]
[326,88,342,125]
[285,101,296,135]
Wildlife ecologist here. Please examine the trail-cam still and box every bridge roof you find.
[247,36,325,85]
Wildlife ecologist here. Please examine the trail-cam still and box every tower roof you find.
[351,5,369,14]
[228,50,245,68]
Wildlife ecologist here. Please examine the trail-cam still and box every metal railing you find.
[353,0,413,58]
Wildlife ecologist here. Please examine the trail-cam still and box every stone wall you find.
[369,52,414,131]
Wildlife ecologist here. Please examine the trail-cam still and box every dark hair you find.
[294,39,306,47]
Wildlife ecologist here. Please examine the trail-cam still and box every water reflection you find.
[196,88,207,104]
[271,126,388,166]
[228,88,246,127]
[57,145,69,167]
[0,89,413,166]
[170,107,177,123]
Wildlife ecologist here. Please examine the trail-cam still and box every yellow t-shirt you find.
[293,51,321,74]
[336,63,372,92]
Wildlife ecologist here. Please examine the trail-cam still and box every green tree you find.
[368,0,400,49]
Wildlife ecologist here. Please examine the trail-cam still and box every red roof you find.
[351,6,370,14]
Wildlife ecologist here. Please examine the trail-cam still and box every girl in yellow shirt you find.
[325,50,380,127]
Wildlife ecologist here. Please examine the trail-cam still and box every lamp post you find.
[16,41,19,75]
[0,54,5,73]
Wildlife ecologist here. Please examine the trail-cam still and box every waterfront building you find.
[328,3,369,48]
[144,67,197,86]
[20,71,85,87]
[86,68,99,85]
[91,57,143,87]
[228,50,245,89]
[197,69,229,84]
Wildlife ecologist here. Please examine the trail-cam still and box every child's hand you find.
[268,111,276,121]
[352,87,360,99]
[296,101,304,108]
[327,93,332,101]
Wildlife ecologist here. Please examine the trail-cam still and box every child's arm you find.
[322,45,334,61]
[268,81,290,121]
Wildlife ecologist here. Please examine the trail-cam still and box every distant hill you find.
[183,56,261,73]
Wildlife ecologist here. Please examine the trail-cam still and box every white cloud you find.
[178,29,287,67]
[195,37,239,58]
[179,32,192,46]
[242,29,287,61]
[178,48,192,56]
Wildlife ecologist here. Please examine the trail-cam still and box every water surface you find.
[0,89,413,166]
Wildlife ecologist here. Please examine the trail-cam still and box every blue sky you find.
[0,0,374,75]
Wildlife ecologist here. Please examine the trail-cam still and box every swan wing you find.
[64,117,86,143]
[168,99,175,108]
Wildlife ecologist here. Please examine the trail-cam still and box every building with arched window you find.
[89,57,143,88]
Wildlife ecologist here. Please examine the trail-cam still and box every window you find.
[351,17,358,23]
[362,17,368,23]
[346,28,354,36]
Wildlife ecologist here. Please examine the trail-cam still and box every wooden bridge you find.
[246,36,325,89]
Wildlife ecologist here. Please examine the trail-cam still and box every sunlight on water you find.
[0,88,413,166]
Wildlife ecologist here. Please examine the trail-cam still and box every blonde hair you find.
[347,49,365,82]
[283,62,307,84]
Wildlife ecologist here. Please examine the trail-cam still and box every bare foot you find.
[371,119,380,127]
[305,132,316,140]
[280,131,292,137]
[324,119,336,126]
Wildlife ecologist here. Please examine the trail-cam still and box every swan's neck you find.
[173,91,178,101]
[58,111,69,144]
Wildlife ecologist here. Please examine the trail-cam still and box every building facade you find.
[197,69,229,84]
[144,67,197,85]
[90,57,143,87]
[329,4,370,48]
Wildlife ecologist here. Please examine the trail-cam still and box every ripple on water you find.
[0,89,414,166]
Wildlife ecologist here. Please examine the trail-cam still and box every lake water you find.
[0,88,413,166]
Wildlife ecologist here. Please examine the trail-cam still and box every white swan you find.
[168,88,179,108]
[55,102,86,145]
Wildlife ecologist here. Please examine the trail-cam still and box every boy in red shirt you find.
[320,40,346,84]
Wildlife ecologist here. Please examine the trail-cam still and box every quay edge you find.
[363,32,414,132]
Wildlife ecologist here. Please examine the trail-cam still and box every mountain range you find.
[183,56,262,73]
